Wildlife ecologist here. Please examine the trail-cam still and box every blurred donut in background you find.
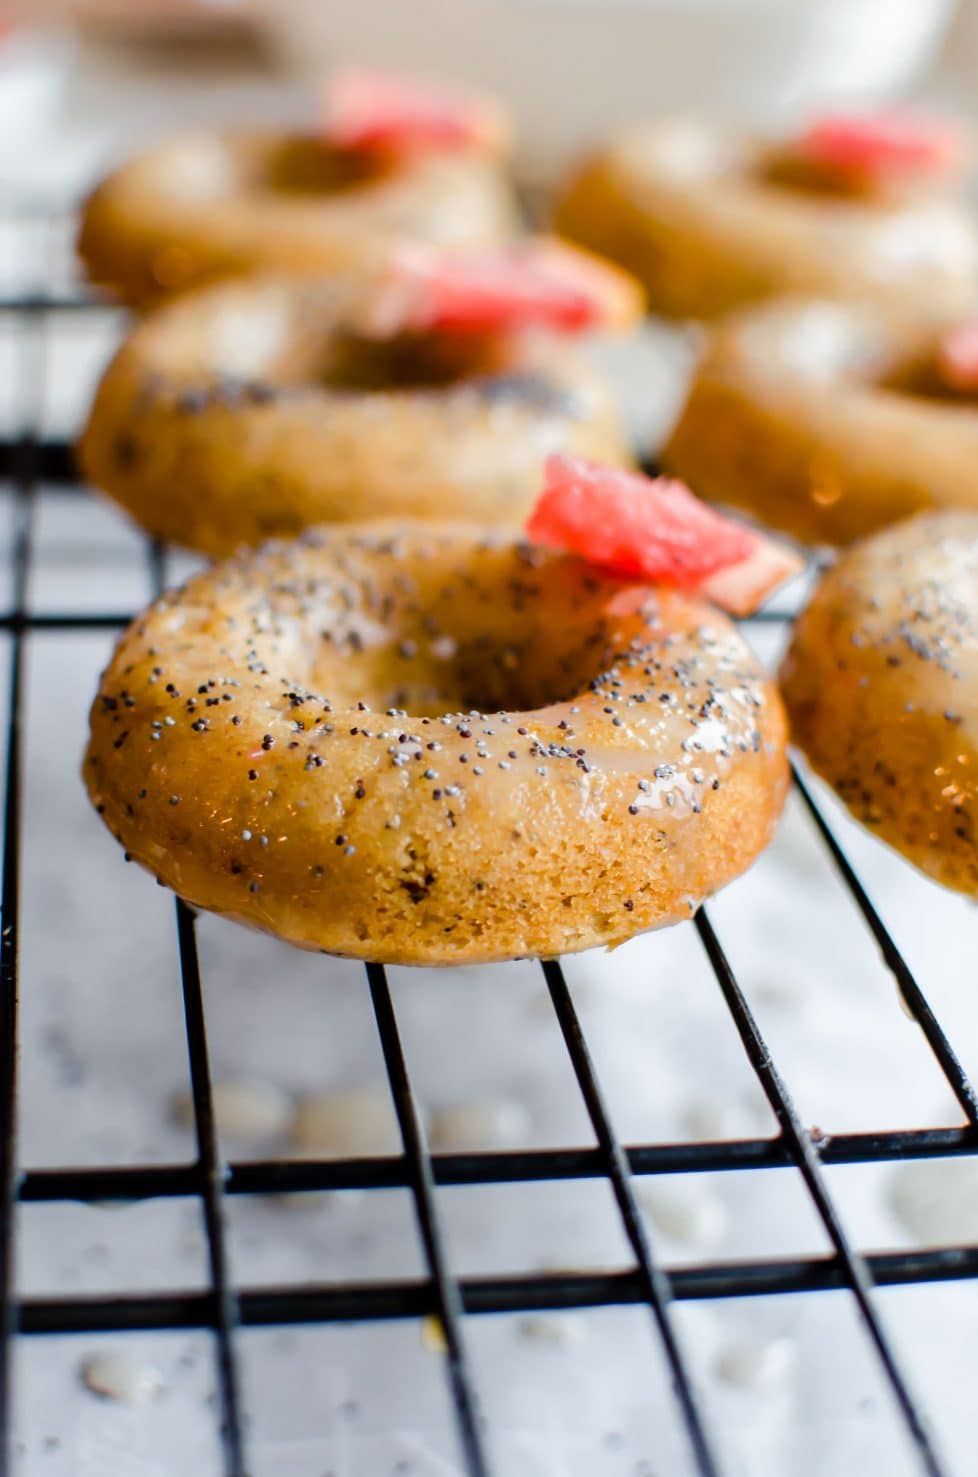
[555,112,978,320]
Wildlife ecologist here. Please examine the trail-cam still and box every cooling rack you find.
[1,204,977,1477]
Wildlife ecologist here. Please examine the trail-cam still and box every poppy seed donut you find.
[84,521,789,965]
[78,275,632,557]
[78,131,518,308]
[781,512,978,893]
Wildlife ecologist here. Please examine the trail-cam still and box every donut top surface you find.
[78,128,518,304]
[705,298,978,411]
[102,523,773,772]
[108,272,600,401]
[557,116,978,319]
[97,128,497,226]
[78,272,632,556]
[614,116,969,222]
[798,512,978,674]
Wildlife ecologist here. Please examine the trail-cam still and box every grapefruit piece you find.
[357,239,643,339]
[937,318,978,391]
[319,67,510,157]
[526,456,801,616]
[795,112,966,182]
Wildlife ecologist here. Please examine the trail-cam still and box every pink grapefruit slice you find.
[527,456,801,616]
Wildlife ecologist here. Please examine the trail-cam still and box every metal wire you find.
[695,909,949,1477]
[174,901,247,1477]
[0,434,40,1477]
[16,1240,978,1338]
[541,958,721,1477]
[12,1122,978,1205]
[792,765,978,1127]
[367,963,492,1477]
[1,227,977,1477]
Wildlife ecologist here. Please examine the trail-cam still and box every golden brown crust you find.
[554,119,978,321]
[664,298,978,547]
[84,521,789,965]
[78,276,632,557]
[781,512,978,894]
[78,131,518,308]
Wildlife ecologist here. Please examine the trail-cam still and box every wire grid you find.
[0,208,976,1477]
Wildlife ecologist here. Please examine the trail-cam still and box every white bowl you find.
[264,0,958,178]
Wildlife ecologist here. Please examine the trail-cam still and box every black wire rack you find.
[1,205,977,1477]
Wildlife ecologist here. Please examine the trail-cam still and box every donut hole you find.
[881,351,978,406]
[261,137,394,197]
[317,329,517,391]
[756,148,889,203]
[168,284,519,394]
[373,627,612,718]
[293,547,623,720]
[740,304,978,408]
[311,617,614,720]
[453,625,613,712]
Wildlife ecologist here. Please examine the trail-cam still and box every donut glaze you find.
[782,512,978,893]
[79,276,632,557]
[85,522,789,965]
[78,131,518,307]
[664,299,978,547]
[555,118,978,320]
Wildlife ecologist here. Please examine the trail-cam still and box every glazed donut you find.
[663,298,978,547]
[84,521,789,965]
[781,512,978,894]
[554,116,978,320]
[78,130,517,308]
[78,268,634,557]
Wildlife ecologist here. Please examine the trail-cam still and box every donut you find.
[781,512,978,894]
[84,521,789,965]
[79,245,641,557]
[554,114,978,320]
[663,298,978,547]
[78,73,517,307]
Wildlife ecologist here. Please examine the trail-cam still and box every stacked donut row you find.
[80,76,978,964]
